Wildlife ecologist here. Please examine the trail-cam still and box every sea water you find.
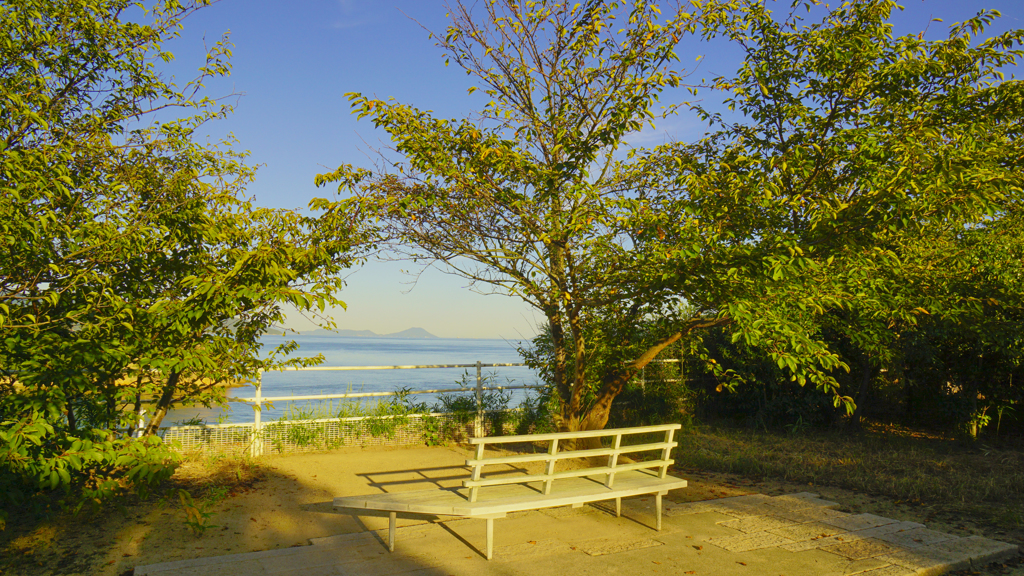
[164,335,539,425]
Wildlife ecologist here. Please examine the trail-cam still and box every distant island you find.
[289,327,440,339]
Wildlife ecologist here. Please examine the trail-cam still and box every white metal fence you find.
[158,361,538,457]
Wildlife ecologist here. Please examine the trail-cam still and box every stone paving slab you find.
[706,494,790,518]
[706,531,795,552]
[842,556,898,574]
[822,537,902,560]
[874,535,1019,575]
[768,520,848,542]
[878,547,973,576]
[782,532,868,553]
[822,512,901,532]
[764,493,842,511]
[933,535,1020,563]
[856,564,916,576]
[718,514,798,533]
[854,521,928,539]
[775,505,854,524]
[873,527,958,549]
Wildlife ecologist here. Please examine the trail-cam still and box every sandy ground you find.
[2,444,1022,576]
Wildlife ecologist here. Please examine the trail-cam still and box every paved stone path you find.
[135,492,1017,576]
[669,492,1017,575]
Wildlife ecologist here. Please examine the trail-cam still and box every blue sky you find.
[159,0,1023,339]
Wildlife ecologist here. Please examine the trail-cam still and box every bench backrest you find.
[462,424,680,502]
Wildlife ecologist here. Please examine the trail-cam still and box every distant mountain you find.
[332,329,378,337]
[290,327,440,339]
[381,327,438,339]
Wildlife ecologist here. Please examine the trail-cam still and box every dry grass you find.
[0,451,273,576]
[674,420,1024,530]
[170,451,269,495]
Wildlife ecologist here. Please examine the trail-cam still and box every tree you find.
[318,0,1024,434]
[624,0,1024,411]
[316,0,726,435]
[0,0,353,525]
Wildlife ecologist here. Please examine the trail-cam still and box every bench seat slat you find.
[334,469,686,517]
[465,441,675,467]
[452,475,685,516]
[468,424,680,445]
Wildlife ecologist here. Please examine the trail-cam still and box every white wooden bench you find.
[333,423,687,559]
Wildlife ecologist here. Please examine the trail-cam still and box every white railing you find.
[231,360,533,457]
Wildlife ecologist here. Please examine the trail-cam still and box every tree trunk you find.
[66,401,77,434]
[547,306,573,429]
[572,317,732,449]
[579,331,686,435]
[143,370,181,436]
[848,354,873,429]
[566,301,588,432]
[104,377,118,430]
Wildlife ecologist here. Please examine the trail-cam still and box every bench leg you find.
[655,493,662,531]
[615,497,621,518]
[486,517,494,560]
[389,512,396,552]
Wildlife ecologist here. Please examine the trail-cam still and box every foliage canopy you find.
[0,0,354,525]
[324,0,1024,433]
[630,0,1024,389]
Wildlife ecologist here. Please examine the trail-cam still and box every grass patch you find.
[171,450,268,493]
[675,420,1024,530]
[0,450,272,576]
